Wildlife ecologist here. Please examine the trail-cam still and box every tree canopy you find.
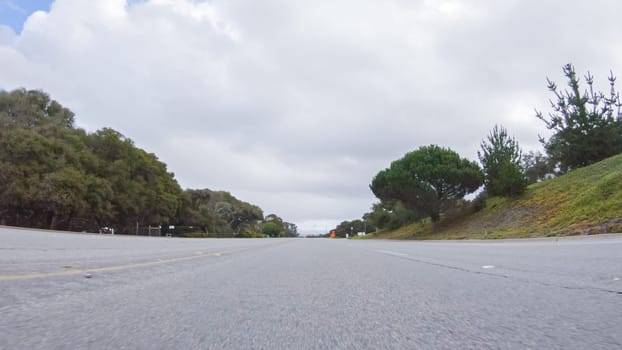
[0,88,286,236]
[370,145,483,224]
[329,218,375,238]
[0,88,74,129]
[364,201,418,231]
[178,188,264,236]
[261,214,299,237]
[0,97,183,232]
[522,151,555,184]
[536,63,622,173]
[478,125,527,196]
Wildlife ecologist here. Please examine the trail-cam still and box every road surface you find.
[1,227,622,349]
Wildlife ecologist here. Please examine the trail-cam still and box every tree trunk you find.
[50,213,59,230]
[430,212,441,231]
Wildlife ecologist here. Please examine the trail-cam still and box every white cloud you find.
[1,0,621,233]
[0,25,16,45]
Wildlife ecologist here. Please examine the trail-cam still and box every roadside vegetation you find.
[0,89,297,237]
[372,152,622,239]
[333,63,622,239]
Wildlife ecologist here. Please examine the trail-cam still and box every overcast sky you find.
[1,0,621,234]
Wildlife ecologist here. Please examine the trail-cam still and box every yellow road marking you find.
[0,252,222,281]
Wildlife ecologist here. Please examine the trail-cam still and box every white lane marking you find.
[613,277,620,281]
[376,250,409,257]
[481,265,495,269]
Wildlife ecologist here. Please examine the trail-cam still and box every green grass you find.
[375,153,622,240]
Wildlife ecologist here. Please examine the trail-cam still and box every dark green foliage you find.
[0,114,183,231]
[261,214,298,237]
[470,191,488,212]
[478,125,527,196]
[522,151,555,184]
[0,88,279,236]
[178,189,263,237]
[536,64,622,173]
[261,221,283,237]
[237,230,267,238]
[370,145,483,224]
[489,162,528,197]
[0,89,74,129]
[0,117,108,229]
[284,222,298,237]
[383,203,419,230]
[331,219,372,237]
[365,204,392,230]
[365,202,419,230]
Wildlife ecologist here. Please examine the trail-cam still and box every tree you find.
[87,128,183,232]
[0,87,279,236]
[489,162,528,197]
[261,221,284,237]
[522,151,555,184]
[262,214,297,237]
[366,203,393,230]
[332,219,367,238]
[536,63,622,173]
[365,202,420,230]
[0,89,185,232]
[0,89,74,129]
[36,167,89,229]
[370,145,483,225]
[262,214,286,237]
[230,204,263,235]
[478,125,527,196]
[178,189,264,236]
[284,222,299,237]
[0,125,94,229]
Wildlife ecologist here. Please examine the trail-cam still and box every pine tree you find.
[536,64,622,172]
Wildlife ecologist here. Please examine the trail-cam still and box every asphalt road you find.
[1,227,621,349]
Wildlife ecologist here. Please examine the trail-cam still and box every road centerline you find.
[0,251,222,281]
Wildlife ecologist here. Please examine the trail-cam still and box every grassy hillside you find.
[373,153,622,240]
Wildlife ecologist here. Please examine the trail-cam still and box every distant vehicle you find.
[98,227,115,234]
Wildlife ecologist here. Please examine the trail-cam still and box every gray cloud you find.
[1,0,621,233]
